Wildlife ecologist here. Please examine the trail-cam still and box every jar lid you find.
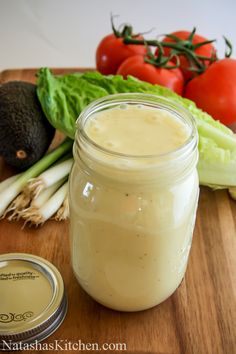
[0,253,67,350]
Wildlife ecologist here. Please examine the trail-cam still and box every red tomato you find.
[158,30,217,81]
[96,34,146,75]
[184,58,236,125]
[117,55,184,95]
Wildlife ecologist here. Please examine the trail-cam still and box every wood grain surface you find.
[0,68,236,354]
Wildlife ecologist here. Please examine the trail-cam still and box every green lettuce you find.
[37,67,236,188]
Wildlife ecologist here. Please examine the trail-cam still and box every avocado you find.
[0,81,55,170]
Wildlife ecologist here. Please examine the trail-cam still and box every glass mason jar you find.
[69,93,199,312]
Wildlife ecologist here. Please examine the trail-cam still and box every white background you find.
[0,0,235,71]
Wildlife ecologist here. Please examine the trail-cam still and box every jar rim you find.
[75,93,198,161]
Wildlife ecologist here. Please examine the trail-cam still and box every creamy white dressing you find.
[85,105,189,156]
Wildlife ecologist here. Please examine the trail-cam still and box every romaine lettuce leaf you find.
[37,68,236,188]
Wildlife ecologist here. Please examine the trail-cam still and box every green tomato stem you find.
[123,36,215,73]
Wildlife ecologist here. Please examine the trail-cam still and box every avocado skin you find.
[0,81,55,170]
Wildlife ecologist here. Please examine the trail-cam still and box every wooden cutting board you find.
[0,68,236,354]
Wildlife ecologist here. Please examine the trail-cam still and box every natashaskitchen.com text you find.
[2,339,127,351]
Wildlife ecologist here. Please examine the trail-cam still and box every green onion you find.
[23,181,68,226]
[19,177,68,224]
[0,139,73,218]
[26,157,73,198]
[31,177,67,209]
